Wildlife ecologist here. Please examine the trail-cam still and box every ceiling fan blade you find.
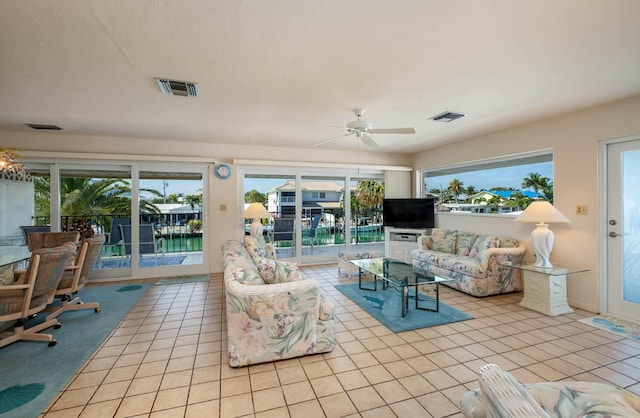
[359,135,379,148]
[368,127,416,134]
[312,132,353,147]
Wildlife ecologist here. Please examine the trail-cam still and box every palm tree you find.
[448,179,463,203]
[35,177,162,216]
[464,185,478,202]
[245,189,267,204]
[487,194,503,213]
[356,180,384,208]
[184,192,203,211]
[522,173,550,198]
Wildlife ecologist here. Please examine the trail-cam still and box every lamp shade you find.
[514,201,570,224]
[242,203,270,219]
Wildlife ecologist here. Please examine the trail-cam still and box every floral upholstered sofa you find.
[222,237,335,367]
[461,364,640,417]
[410,228,526,297]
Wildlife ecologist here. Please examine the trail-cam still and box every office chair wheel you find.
[95,307,101,313]
[53,324,61,329]
[48,340,57,347]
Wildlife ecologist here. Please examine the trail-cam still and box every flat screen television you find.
[382,198,435,229]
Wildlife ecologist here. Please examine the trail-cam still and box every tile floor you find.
[41,264,640,418]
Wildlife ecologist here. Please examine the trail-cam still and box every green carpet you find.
[0,283,151,417]
[335,283,473,333]
[155,274,210,285]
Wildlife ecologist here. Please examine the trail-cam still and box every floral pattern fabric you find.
[429,228,458,254]
[411,230,526,297]
[461,379,640,417]
[222,240,335,367]
[255,256,300,284]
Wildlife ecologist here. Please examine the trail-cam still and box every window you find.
[421,151,554,214]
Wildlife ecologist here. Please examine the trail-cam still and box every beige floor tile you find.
[252,387,286,412]
[90,380,130,403]
[360,364,395,384]
[388,398,429,417]
[374,379,413,404]
[277,364,308,384]
[220,375,251,397]
[348,386,385,411]
[49,386,98,411]
[220,393,253,418]
[188,380,221,404]
[160,369,193,390]
[309,375,343,397]
[78,399,121,418]
[114,392,156,417]
[287,399,326,418]
[102,365,139,385]
[250,370,281,391]
[126,375,163,396]
[282,380,316,405]
[317,392,357,418]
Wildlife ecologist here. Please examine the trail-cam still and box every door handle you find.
[609,232,619,238]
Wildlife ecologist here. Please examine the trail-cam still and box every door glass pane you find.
[623,150,640,304]
[349,175,385,255]
[244,174,296,259]
[138,170,204,269]
[58,168,132,275]
[300,175,346,263]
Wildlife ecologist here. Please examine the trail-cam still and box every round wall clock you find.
[214,163,232,179]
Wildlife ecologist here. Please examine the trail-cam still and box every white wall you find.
[413,94,640,313]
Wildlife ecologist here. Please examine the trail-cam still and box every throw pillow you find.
[244,235,269,259]
[430,229,457,254]
[456,232,478,256]
[255,256,301,284]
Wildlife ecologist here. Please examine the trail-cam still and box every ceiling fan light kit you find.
[313,109,416,148]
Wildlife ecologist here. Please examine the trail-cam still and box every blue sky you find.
[425,162,553,193]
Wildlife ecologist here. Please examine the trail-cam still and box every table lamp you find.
[242,203,270,238]
[515,201,570,268]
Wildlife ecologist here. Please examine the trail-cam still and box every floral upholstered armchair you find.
[222,238,335,367]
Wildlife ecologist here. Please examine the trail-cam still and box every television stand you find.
[384,227,428,263]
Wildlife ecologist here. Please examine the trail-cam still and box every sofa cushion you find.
[430,229,457,254]
[456,232,478,256]
[255,257,301,284]
[244,235,270,260]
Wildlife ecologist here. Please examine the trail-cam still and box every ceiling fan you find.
[313,109,416,148]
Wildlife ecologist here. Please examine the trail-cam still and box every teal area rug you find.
[97,255,186,269]
[335,283,473,333]
[155,274,210,285]
[579,316,640,341]
[0,283,151,417]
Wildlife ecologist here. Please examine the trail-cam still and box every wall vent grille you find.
[429,111,467,122]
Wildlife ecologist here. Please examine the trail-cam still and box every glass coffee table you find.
[350,257,453,318]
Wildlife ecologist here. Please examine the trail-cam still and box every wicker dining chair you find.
[0,244,74,348]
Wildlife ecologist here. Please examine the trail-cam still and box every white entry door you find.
[606,139,640,321]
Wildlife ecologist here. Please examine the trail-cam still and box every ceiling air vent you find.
[429,111,467,122]
[26,124,62,130]
[155,78,199,97]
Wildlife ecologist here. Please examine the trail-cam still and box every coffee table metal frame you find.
[350,257,453,318]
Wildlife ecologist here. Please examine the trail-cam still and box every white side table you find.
[502,263,589,316]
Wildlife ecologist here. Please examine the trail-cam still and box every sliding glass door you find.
[25,162,208,280]
[243,167,385,264]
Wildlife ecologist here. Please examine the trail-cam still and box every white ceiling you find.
[2,0,640,153]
